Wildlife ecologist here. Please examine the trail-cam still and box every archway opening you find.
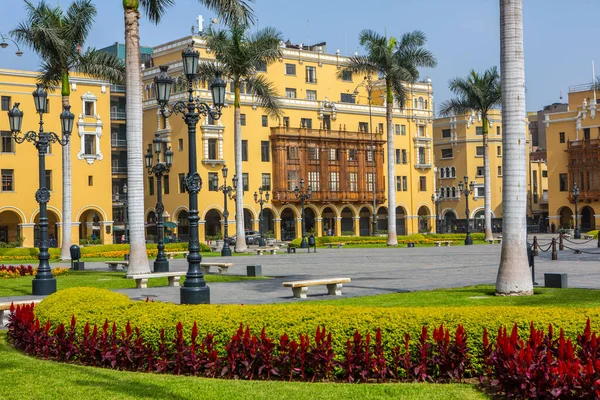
[376,206,388,233]
[304,208,316,235]
[145,211,157,241]
[417,206,430,233]
[395,206,406,236]
[35,210,61,247]
[0,210,22,245]
[474,210,485,232]
[243,209,253,232]
[341,207,354,235]
[205,209,222,240]
[177,211,189,242]
[559,207,573,229]
[581,206,596,232]
[444,211,457,233]
[322,207,336,236]
[77,209,103,245]
[359,207,371,236]
[280,208,296,241]
[261,209,275,236]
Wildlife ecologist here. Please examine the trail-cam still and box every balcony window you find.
[287,170,298,190]
[366,173,374,192]
[1,131,14,153]
[308,171,320,191]
[348,149,357,161]
[84,134,96,155]
[84,100,95,117]
[441,148,453,159]
[305,66,317,83]
[340,93,355,103]
[349,172,357,191]
[442,129,451,138]
[329,172,339,191]
[306,90,317,100]
[301,118,312,129]
[262,173,271,191]
[1,169,14,191]
[418,147,426,164]
[287,146,299,160]
[285,88,296,99]
[359,122,368,132]
[208,139,218,160]
[559,173,568,191]
[308,147,319,160]
[285,63,296,75]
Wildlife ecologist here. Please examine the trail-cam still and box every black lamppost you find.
[7,84,74,295]
[431,189,443,234]
[145,137,173,272]
[353,75,378,235]
[254,187,270,247]
[214,166,233,257]
[573,183,581,239]
[122,184,129,244]
[458,175,476,246]
[155,43,226,304]
[0,33,23,57]
[294,178,312,248]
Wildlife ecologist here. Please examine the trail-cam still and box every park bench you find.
[286,247,296,254]
[200,262,233,274]
[434,241,451,247]
[326,242,345,249]
[127,271,186,289]
[282,277,351,299]
[256,247,279,255]
[583,234,594,240]
[0,300,43,327]
[165,251,188,259]
[487,238,502,244]
[106,261,129,271]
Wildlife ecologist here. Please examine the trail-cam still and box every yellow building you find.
[546,84,600,232]
[529,151,549,227]
[142,36,435,241]
[0,69,114,247]
[432,110,506,233]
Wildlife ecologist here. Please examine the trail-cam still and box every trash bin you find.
[70,244,84,270]
[307,235,316,252]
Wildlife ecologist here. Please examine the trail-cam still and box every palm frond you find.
[196,61,228,82]
[64,0,96,46]
[245,74,283,119]
[37,60,63,92]
[75,49,125,84]
[337,55,377,80]
[139,0,175,24]
[197,0,255,26]
[443,67,501,117]
[247,26,282,66]
[439,98,472,117]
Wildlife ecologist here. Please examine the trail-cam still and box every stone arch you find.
[321,206,337,235]
[451,166,456,177]
[318,203,340,218]
[146,211,157,239]
[418,97,424,109]
[443,209,458,232]
[74,205,107,223]
[581,206,596,232]
[395,205,407,236]
[304,207,316,234]
[261,208,275,236]
[176,209,189,242]
[204,208,222,239]
[358,206,372,236]
[470,207,496,219]
[243,208,253,230]
[242,206,258,220]
[558,206,573,229]
[443,208,459,218]
[417,205,431,233]
[279,205,299,219]
[376,205,388,232]
[33,209,61,247]
[0,208,24,244]
[340,206,355,234]
[339,203,359,216]
[280,207,297,241]
[77,208,102,244]
[201,205,224,221]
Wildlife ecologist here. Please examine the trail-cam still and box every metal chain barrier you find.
[562,236,596,245]
[562,244,600,255]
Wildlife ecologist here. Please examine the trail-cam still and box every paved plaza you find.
[2,234,599,306]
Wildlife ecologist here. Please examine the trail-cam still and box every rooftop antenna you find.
[559,90,563,101]
[345,32,347,55]
[307,20,310,47]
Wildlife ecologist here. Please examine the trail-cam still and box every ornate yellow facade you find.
[0,69,114,247]
[142,36,436,241]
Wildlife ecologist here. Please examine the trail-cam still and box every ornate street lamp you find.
[431,189,443,234]
[214,166,234,256]
[8,84,74,295]
[122,184,129,243]
[145,136,173,272]
[353,75,378,235]
[294,178,312,248]
[0,33,23,57]
[254,187,270,247]
[573,183,581,239]
[458,176,476,245]
[155,42,225,304]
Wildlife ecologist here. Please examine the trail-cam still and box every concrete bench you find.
[0,300,43,327]
[282,277,351,299]
[200,262,233,274]
[327,243,345,249]
[583,234,594,240]
[165,251,188,259]
[127,271,186,289]
[487,238,502,244]
[287,247,296,254]
[434,241,451,247]
[256,247,279,255]
[106,261,129,271]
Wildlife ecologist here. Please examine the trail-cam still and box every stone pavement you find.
[2,233,599,307]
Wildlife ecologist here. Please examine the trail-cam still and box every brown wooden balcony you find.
[272,189,385,204]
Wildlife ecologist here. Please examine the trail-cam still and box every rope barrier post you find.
[533,236,538,256]
[552,238,558,260]
[559,234,564,251]
[528,242,538,286]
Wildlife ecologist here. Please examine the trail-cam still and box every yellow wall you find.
[0,69,114,247]
[142,36,436,240]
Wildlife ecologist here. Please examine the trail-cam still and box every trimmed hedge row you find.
[0,242,211,261]
[35,288,600,371]
[289,233,486,247]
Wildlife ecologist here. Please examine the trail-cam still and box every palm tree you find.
[439,67,501,242]
[122,0,253,274]
[496,0,532,296]
[12,0,124,260]
[200,23,283,253]
[339,30,437,245]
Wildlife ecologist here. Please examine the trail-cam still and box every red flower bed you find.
[0,264,35,276]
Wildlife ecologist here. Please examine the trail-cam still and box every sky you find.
[1,0,599,114]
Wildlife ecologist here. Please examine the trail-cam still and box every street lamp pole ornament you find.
[458,175,476,245]
[155,44,225,305]
[7,85,74,296]
[145,137,173,272]
[295,178,312,248]
[215,166,234,257]
[573,183,581,239]
[255,186,270,247]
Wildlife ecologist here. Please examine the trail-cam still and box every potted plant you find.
[264,231,276,246]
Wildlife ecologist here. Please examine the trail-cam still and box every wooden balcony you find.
[272,189,386,204]
[270,126,384,143]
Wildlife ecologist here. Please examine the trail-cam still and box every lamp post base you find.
[221,246,232,257]
[153,260,170,273]
[32,277,57,296]
[300,238,308,248]
[180,286,210,304]
[464,234,473,246]
[574,229,581,239]
[258,238,266,247]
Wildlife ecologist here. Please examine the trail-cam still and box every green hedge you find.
[0,242,211,261]
[35,288,600,370]
[289,233,485,247]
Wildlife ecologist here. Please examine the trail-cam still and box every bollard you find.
[559,234,564,251]
[597,234,600,248]
[552,238,558,260]
[533,236,538,256]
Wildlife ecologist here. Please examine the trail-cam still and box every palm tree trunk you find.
[496,0,532,296]
[233,85,247,252]
[59,85,72,260]
[482,116,494,242]
[385,83,397,245]
[123,4,150,274]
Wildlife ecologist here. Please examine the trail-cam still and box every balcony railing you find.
[568,138,600,149]
[111,137,127,147]
[270,126,385,143]
[110,84,126,93]
[272,189,385,203]
[112,166,127,175]
[569,82,600,94]
[111,110,126,120]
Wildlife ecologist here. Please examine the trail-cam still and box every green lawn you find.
[312,285,600,308]
[2,251,249,264]
[318,240,489,249]
[0,332,487,400]
[0,271,267,297]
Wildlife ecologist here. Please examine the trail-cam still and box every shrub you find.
[288,233,486,248]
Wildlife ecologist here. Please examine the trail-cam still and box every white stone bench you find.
[127,271,187,289]
[106,261,129,271]
[583,234,594,240]
[0,300,43,327]
[256,247,279,255]
[434,241,451,247]
[327,243,345,249]
[200,262,233,274]
[282,277,351,299]
[487,238,502,244]
[165,251,188,259]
